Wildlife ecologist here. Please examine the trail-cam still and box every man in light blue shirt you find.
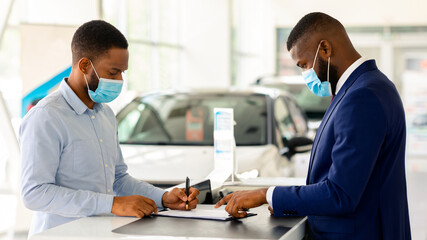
[20,20,199,236]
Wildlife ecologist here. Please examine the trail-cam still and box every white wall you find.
[24,0,99,25]
[180,0,231,88]
[232,0,276,87]
[20,24,76,95]
[271,0,427,27]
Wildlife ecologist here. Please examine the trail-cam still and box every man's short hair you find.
[71,20,128,64]
[286,12,344,51]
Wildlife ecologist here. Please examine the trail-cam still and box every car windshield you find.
[264,83,331,119]
[117,93,268,146]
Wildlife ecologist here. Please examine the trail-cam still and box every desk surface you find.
[113,205,303,239]
[30,205,306,240]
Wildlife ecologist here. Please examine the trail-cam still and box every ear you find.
[78,58,91,74]
[319,40,332,58]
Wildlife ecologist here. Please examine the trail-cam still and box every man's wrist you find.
[259,188,268,204]
[161,192,168,208]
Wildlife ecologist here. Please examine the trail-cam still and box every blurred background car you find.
[116,87,313,187]
[412,113,427,127]
[255,75,332,132]
[407,112,427,156]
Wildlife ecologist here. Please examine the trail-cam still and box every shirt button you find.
[105,164,108,168]
[107,189,111,193]
[91,115,95,119]
[99,139,103,143]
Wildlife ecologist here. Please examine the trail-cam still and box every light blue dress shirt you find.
[20,79,166,236]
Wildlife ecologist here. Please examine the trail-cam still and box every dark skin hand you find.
[111,195,158,218]
[162,187,199,210]
[111,187,199,218]
[268,205,274,215]
[215,188,270,218]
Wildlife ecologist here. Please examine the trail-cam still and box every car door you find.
[272,97,297,176]
[284,96,309,135]
[279,96,311,177]
[274,97,298,144]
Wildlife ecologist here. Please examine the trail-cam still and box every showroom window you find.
[125,0,182,92]
[231,0,271,87]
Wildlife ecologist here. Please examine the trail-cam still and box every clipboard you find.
[153,208,257,221]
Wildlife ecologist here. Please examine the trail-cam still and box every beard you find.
[85,71,99,92]
[317,57,339,94]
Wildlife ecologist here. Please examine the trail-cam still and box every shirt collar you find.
[335,57,367,95]
[59,78,103,115]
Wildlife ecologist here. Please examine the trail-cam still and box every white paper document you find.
[153,208,256,221]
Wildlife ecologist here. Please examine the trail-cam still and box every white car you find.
[117,87,313,187]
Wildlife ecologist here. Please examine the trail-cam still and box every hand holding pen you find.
[161,177,200,210]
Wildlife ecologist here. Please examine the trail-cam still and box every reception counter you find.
[30,178,308,240]
[30,205,306,240]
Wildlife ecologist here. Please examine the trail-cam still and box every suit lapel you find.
[306,60,378,183]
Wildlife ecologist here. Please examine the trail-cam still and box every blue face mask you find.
[84,61,124,103]
[302,42,332,97]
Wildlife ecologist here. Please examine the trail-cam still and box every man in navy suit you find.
[216,12,411,239]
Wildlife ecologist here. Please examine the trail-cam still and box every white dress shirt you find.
[334,57,366,95]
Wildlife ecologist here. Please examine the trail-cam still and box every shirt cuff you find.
[96,193,115,215]
[152,188,167,209]
[266,186,276,208]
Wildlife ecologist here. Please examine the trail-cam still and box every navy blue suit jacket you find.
[272,60,411,239]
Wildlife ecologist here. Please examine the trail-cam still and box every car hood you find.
[120,144,279,184]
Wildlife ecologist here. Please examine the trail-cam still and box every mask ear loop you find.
[82,59,98,90]
[86,60,100,99]
[312,42,322,69]
[89,60,101,80]
[83,74,96,102]
[84,60,96,101]
[328,57,331,82]
[83,74,90,91]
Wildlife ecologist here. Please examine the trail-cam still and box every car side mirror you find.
[280,136,313,158]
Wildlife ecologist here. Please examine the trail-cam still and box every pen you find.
[185,176,190,210]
